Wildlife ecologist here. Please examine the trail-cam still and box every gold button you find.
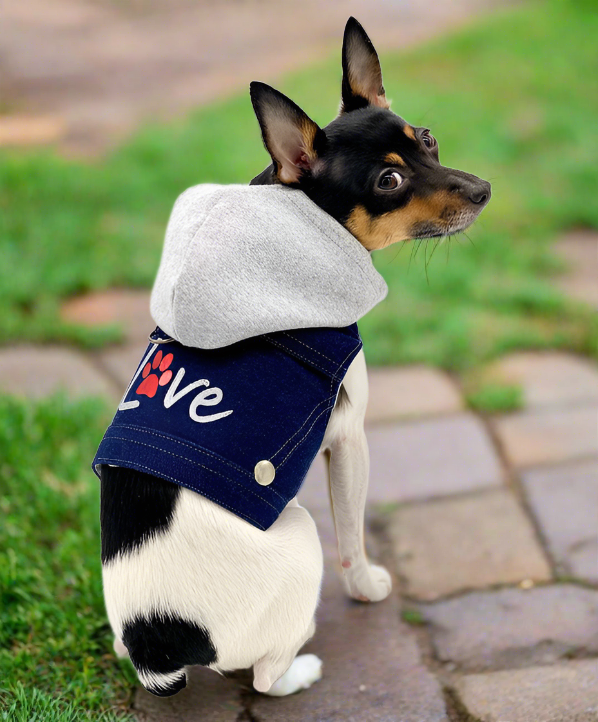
[254,460,275,486]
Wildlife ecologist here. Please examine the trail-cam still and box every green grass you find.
[466,382,524,414]
[0,395,136,721]
[1,0,596,367]
[400,608,426,627]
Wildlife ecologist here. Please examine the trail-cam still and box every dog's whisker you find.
[408,237,418,273]
[463,230,477,250]
[445,236,453,264]
[389,239,408,264]
[424,240,431,285]
[425,237,441,275]
[430,238,442,265]
[416,106,437,126]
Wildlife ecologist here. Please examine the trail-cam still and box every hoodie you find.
[92,184,387,529]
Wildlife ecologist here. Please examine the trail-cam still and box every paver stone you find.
[452,659,598,722]
[492,406,597,468]
[365,365,463,423]
[523,460,598,583]
[388,489,552,600]
[0,345,118,400]
[481,351,598,408]
[421,585,598,670]
[305,414,503,506]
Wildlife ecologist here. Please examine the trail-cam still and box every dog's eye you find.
[378,171,403,191]
[422,131,436,148]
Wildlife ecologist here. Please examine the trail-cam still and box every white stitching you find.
[269,334,342,459]
[96,459,266,530]
[264,337,340,378]
[274,340,362,468]
[103,435,282,511]
[108,424,285,502]
[109,424,253,477]
[277,404,336,469]
[267,333,361,382]
[333,342,362,378]
[270,394,336,460]
[280,331,338,365]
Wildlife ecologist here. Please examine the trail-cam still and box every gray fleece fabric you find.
[150,184,388,349]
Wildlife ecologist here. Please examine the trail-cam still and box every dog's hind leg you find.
[113,638,129,659]
[260,654,323,696]
[322,350,392,603]
[122,614,217,697]
[253,620,321,696]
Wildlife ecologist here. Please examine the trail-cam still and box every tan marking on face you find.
[346,191,463,250]
[384,152,406,166]
[403,124,416,141]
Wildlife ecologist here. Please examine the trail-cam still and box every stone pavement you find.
[0,253,596,719]
[0,0,499,156]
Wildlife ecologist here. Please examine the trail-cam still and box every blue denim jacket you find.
[92,324,362,530]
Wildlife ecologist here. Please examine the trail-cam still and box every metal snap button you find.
[254,460,275,486]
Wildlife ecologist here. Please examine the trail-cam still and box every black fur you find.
[249,17,490,244]
[341,17,386,113]
[100,465,180,563]
[250,105,490,237]
[123,615,217,697]
[249,81,327,181]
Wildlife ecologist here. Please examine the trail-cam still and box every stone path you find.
[0,246,596,719]
[0,0,499,156]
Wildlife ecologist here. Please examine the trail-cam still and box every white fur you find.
[137,668,187,693]
[320,350,392,603]
[104,349,391,694]
[103,493,322,676]
[263,654,323,696]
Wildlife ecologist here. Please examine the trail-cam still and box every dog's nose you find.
[449,174,491,206]
[445,171,492,207]
[468,180,491,205]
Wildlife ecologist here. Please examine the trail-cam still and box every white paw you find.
[113,638,129,659]
[343,563,392,603]
[264,654,323,697]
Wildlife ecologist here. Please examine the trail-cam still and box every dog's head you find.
[250,17,490,251]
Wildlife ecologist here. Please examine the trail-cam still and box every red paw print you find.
[136,350,174,398]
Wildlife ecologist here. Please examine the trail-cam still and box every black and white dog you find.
[100,17,490,697]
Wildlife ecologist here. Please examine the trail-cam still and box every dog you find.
[100,16,491,698]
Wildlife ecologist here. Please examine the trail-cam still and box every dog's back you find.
[100,466,322,696]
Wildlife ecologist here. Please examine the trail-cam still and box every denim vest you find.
[92,324,362,530]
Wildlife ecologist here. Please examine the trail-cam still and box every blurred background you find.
[1,1,596,720]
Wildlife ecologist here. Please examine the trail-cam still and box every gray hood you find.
[150,183,388,349]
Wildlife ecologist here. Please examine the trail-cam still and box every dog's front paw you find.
[343,562,392,603]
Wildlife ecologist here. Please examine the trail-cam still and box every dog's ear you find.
[250,81,326,184]
[341,17,390,113]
